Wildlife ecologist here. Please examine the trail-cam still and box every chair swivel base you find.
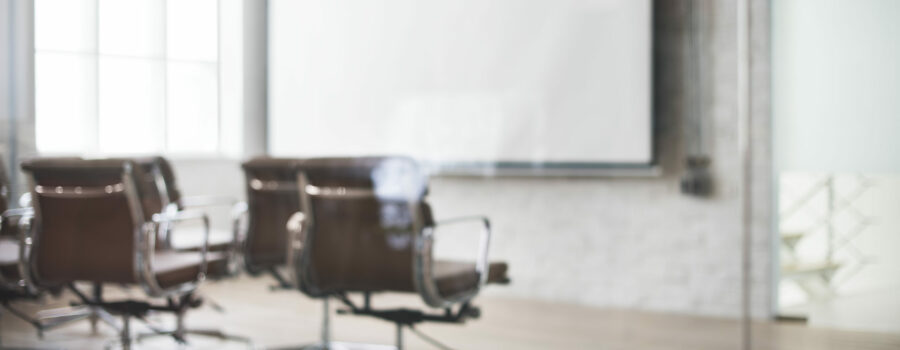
[136,328,254,347]
[275,295,464,350]
[37,305,121,334]
[134,295,253,348]
[272,341,396,350]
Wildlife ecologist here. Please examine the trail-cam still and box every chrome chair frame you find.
[25,165,211,298]
[147,160,243,276]
[133,161,252,347]
[6,205,127,339]
[281,173,493,350]
[22,162,226,349]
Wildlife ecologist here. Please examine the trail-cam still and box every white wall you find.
[772,0,900,290]
[773,0,900,173]
[268,0,653,165]
[426,0,772,319]
[773,0,900,328]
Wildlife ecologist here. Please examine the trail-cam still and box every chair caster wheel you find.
[464,306,481,319]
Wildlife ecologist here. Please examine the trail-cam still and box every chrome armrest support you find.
[229,202,249,273]
[285,211,306,288]
[1,209,39,294]
[414,215,492,308]
[2,207,33,219]
[433,216,492,286]
[18,192,32,208]
[140,210,211,297]
[179,195,237,209]
[16,214,40,294]
[152,210,210,225]
[230,201,248,245]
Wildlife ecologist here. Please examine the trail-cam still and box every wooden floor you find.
[1,275,899,349]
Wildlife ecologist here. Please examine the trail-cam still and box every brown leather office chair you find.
[0,159,20,285]
[0,158,54,340]
[20,158,248,348]
[1,157,124,341]
[134,156,238,254]
[240,157,304,287]
[0,157,27,287]
[287,156,509,349]
[126,156,240,277]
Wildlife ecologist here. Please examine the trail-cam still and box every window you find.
[35,0,222,156]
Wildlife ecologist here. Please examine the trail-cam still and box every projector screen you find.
[268,0,652,170]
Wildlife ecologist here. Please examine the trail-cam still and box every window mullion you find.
[162,0,169,154]
[216,0,223,156]
[90,0,100,155]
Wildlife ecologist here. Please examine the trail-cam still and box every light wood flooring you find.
[1,275,898,349]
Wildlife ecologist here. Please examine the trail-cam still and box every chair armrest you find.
[179,195,237,209]
[228,202,249,273]
[152,209,210,225]
[18,192,32,208]
[284,211,306,288]
[147,210,211,295]
[1,207,34,220]
[1,209,40,294]
[230,201,248,244]
[431,216,492,286]
[415,215,492,308]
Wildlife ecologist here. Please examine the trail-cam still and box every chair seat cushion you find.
[433,260,509,297]
[152,251,228,289]
[169,227,234,252]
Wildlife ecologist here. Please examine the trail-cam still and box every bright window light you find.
[167,62,219,153]
[98,57,166,154]
[34,52,96,154]
[167,0,218,62]
[35,0,221,157]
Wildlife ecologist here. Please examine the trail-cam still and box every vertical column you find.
[242,0,267,157]
[2,0,36,202]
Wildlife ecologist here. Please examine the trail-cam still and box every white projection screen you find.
[268,0,652,173]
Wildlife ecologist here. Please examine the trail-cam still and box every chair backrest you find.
[155,157,182,208]
[296,156,431,295]
[0,157,8,215]
[21,158,146,286]
[241,157,304,272]
[118,157,180,249]
[0,157,10,237]
[114,157,168,218]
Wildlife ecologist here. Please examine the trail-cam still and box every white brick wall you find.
[426,0,774,319]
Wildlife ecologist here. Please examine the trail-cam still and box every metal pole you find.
[737,0,753,349]
[396,324,403,350]
[826,176,835,266]
[321,298,330,346]
[121,315,131,350]
[6,0,19,203]
[90,283,102,334]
